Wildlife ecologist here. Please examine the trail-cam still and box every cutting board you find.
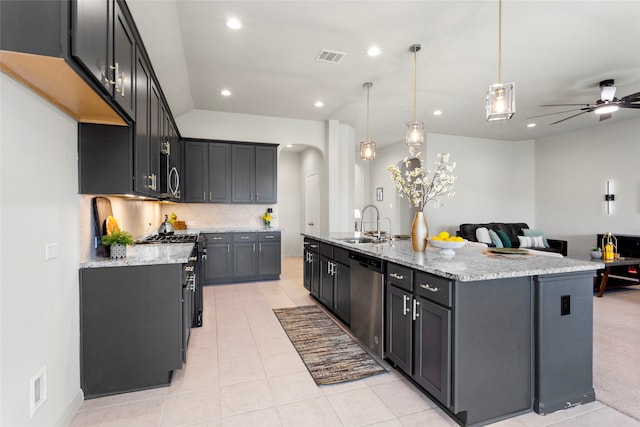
[92,197,113,257]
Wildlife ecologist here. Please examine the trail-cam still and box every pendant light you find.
[360,82,376,160]
[406,44,424,148]
[486,0,515,121]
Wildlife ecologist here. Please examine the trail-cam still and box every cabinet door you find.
[208,143,231,202]
[203,235,233,283]
[183,141,208,202]
[414,296,451,407]
[72,0,110,90]
[319,256,334,308]
[303,250,313,291]
[310,253,320,298]
[258,240,281,277]
[255,145,277,203]
[234,242,257,280]
[231,145,255,203]
[148,81,161,196]
[386,284,413,373]
[333,261,350,324]
[134,51,150,194]
[112,1,135,118]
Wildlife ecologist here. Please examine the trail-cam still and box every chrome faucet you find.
[378,217,392,241]
[360,204,380,236]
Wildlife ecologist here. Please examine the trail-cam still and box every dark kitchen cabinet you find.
[258,232,281,277]
[134,51,153,194]
[202,231,280,284]
[79,264,183,398]
[385,266,452,407]
[182,140,231,203]
[232,144,278,203]
[72,0,135,119]
[159,105,180,200]
[203,233,233,284]
[319,255,334,308]
[303,238,320,295]
[332,254,350,324]
[234,233,258,280]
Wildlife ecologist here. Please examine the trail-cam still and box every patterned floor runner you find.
[273,305,386,385]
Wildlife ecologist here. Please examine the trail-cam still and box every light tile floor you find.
[70,257,640,427]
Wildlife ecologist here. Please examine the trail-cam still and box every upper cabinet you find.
[0,0,126,125]
[183,140,277,204]
[72,0,135,119]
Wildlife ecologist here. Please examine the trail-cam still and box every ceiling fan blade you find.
[599,113,612,121]
[526,108,590,119]
[540,103,593,107]
[619,103,640,109]
[548,110,592,125]
[619,91,640,103]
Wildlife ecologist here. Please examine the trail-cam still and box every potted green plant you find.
[590,247,602,259]
[101,230,135,259]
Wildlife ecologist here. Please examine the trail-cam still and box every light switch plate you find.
[45,243,58,261]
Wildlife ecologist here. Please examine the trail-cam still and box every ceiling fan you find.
[528,79,640,125]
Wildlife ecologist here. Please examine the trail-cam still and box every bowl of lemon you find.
[429,232,466,256]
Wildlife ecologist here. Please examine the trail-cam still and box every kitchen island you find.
[303,232,602,427]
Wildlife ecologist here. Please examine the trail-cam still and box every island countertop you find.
[303,232,603,282]
[80,243,195,269]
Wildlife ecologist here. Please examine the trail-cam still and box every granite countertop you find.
[80,243,195,269]
[303,232,604,282]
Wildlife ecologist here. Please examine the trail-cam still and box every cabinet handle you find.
[412,299,420,320]
[403,294,409,315]
[259,243,262,252]
[310,244,318,249]
[241,236,249,240]
[210,192,212,200]
[390,273,404,280]
[253,243,256,252]
[227,244,230,254]
[419,284,439,293]
[203,192,206,201]
[211,237,223,240]
[265,235,274,239]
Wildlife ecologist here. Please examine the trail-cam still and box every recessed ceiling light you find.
[433,110,443,116]
[527,123,536,128]
[221,89,231,97]
[314,101,324,108]
[367,46,381,57]
[286,144,293,148]
[226,18,242,29]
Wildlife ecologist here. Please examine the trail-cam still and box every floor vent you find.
[316,49,345,64]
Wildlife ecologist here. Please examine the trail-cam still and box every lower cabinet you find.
[79,264,183,398]
[385,265,452,408]
[203,231,280,284]
[303,239,350,324]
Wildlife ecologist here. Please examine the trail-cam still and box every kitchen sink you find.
[337,237,375,244]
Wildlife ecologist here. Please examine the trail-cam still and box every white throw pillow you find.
[518,235,545,248]
[476,227,492,244]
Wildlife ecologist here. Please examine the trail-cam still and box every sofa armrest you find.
[547,239,568,256]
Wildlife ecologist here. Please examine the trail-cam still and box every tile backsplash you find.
[80,195,277,261]
[160,203,278,229]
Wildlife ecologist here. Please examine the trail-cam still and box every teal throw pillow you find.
[495,230,512,248]
[488,229,503,248]
[523,229,550,248]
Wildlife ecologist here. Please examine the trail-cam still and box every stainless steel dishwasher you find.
[349,252,385,357]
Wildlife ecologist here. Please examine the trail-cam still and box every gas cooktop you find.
[136,234,199,244]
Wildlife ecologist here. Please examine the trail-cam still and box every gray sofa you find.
[458,222,567,256]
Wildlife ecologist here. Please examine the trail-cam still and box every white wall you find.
[1,74,82,426]
[276,151,302,256]
[535,118,640,257]
[371,133,536,237]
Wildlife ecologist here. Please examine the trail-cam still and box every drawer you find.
[333,247,350,265]
[259,232,281,242]
[234,232,257,242]
[205,233,232,243]
[304,238,320,253]
[319,242,333,258]
[415,271,452,307]
[387,263,413,292]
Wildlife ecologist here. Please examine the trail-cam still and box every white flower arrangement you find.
[387,146,457,211]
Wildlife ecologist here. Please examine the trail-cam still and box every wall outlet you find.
[29,366,47,418]
[45,243,58,261]
[561,295,571,316]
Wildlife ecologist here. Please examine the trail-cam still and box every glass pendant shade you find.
[360,140,376,160]
[406,121,424,147]
[486,82,515,121]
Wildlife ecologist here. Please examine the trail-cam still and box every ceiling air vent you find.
[316,49,345,64]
